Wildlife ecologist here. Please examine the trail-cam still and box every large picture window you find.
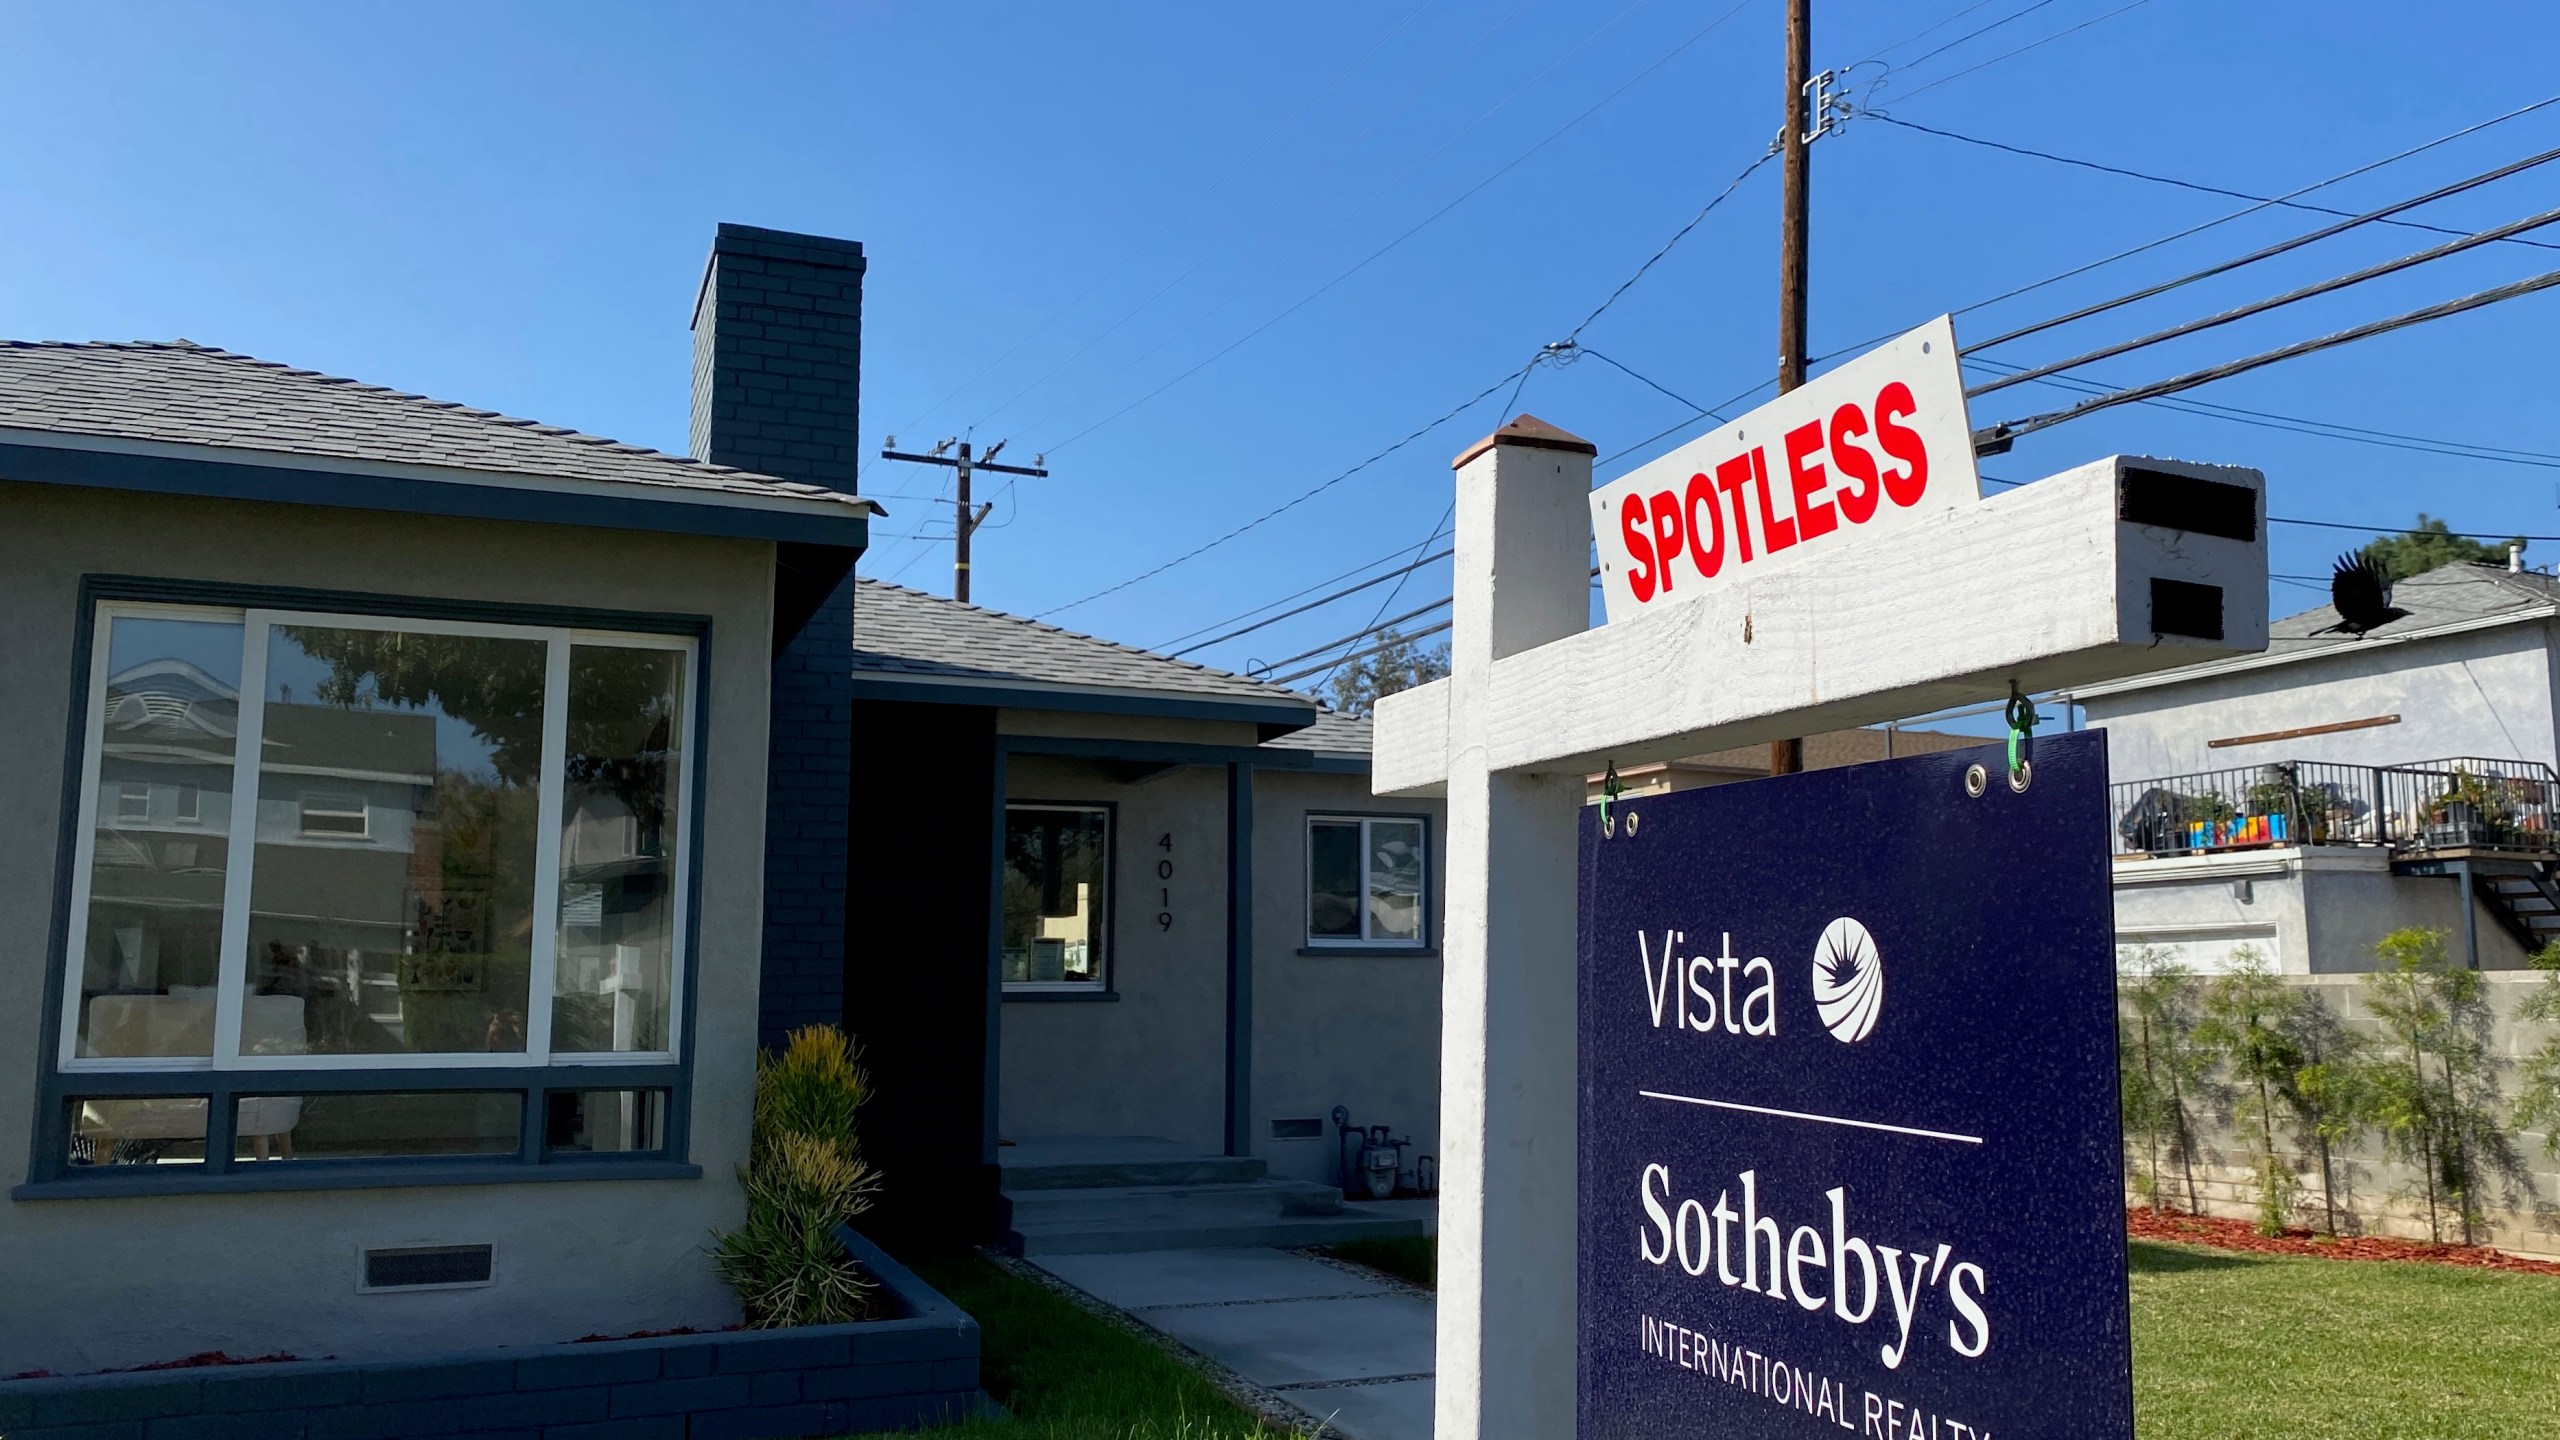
[43,599,695,1184]
[1306,815,1427,949]
[1001,804,1110,991]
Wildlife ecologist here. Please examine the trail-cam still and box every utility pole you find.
[1771,0,1818,778]
[876,437,1049,602]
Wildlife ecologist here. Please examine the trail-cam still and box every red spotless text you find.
[1589,316,1979,623]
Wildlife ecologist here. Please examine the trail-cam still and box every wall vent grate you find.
[362,1244,495,1292]
[1269,1117,1325,1140]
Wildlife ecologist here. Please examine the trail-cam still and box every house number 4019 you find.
[1156,832,1174,931]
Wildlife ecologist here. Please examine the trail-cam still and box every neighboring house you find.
[1586,724,1987,801]
[0,228,874,1374]
[835,580,1445,1254]
[2068,561,2560,973]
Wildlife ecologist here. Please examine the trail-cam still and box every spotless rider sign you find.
[1578,732,2133,1439]
[1589,315,1978,624]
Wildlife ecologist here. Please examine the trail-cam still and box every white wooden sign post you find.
[1373,404,2270,1439]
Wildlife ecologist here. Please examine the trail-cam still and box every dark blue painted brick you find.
[513,1349,660,1391]
[34,1382,204,1426]
[145,1408,308,1440]
[541,1417,685,1440]
[845,1323,974,1365]
[656,1344,716,1380]
[607,1374,752,1418]
[798,1361,931,1402]
[357,1358,515,1403]
[746,1372,799,1407]
[305,1398,469,1440]
[199,1368,361,1413]
[688,1401,842,1440]
[11,1421,150,1440]
[462,1383,609,1429]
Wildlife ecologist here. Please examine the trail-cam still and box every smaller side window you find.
[114,783,151,825]
[1307,816,1428,948]
[174,782,202,824]
[298,790,370,839]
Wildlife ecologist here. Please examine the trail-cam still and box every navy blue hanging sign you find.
[1578,731,2131,1440]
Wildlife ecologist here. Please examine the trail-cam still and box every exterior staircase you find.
[2472,863,2560,952]
[1000,1136,1428,1257]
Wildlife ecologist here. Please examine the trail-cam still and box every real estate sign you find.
[1588,315,1979,624]
[1577,732,2132,1440]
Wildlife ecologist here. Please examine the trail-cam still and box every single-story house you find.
[0,268,872,1372]
[1,223,1442,1378]
[2067,560,2560,972]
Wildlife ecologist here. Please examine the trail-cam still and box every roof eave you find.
[849,669,1316,735]
[0,428,871,549]
[2068,604,2558,703]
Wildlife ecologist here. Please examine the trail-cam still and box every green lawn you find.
[2128,1238,2560,1439]
[844,1249,1287,1439]
[852,1239,2560,1439]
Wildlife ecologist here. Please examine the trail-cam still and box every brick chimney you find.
[691,223,865,1047]
[690,224,866,490]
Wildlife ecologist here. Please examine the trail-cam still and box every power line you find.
[1887,0,2160,103]
[1967,202,2560,397]
[1885,0,2059,74]
[1165,548,1452,658]
[1031,0,1762,455]
[1988,473,2560,541]
[1035,360,1534,617]
[1848,0,2005,66]
[1154,537,1468,651]
[1976,264,2560,449]
[1969,142,2560,353]
[1573,345,1729,419]
[871,0,1440,455]
[1816,94,2560,366]
[1261,595,1458,677]
[1566,149,1778,341]
[1962,354,2560,468]
[957,0,1537,437]
[1871,114,2560,255]
[1271,620,1458,688]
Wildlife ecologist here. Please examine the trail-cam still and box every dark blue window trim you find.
[21,575,714,1198]
[998,797,1120,999]
[0,440,870,550]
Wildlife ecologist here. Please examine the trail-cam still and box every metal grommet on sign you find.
[2009,759,2033,794]
[1599,760,1625,839]
[1626,811,1641,836]
[1964,763,1989,798]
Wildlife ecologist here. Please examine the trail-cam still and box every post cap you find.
[1453,413,1598,470]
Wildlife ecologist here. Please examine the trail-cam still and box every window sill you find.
[1001,989,1122,1003]
[1297,946,1438,958]
[11,1157,702,1201]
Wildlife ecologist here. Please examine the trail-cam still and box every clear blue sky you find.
[9,1,2560,704]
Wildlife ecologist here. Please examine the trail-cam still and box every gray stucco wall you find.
[0,481,773,1375]
[1248,770,1444,1188]
[2113,847,2535,973]
[2081,621,2560,781]
[997,755,1231,1153]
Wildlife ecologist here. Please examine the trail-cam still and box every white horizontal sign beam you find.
[1373,454,2267,794]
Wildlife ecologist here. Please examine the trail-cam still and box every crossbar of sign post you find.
[1370,312,2275,1440]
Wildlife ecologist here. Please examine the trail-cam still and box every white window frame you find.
[296,790,371,839]
[1001,802,1113,993]
[1304,814,1430,950]
[57,602,697,1076]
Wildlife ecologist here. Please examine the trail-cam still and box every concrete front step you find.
[999,1137,1270,1191]
[1007,1179,1348,1225]
[1011,1208,1427,1257]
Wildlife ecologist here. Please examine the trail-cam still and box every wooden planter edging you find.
[0,1227,980,1440]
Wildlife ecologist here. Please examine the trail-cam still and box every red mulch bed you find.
[9,1351,301,1381]
[2128,1208,2560,1277]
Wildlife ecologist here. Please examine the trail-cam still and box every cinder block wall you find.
[690,223,865,1047]
[2124,973,2560,1258]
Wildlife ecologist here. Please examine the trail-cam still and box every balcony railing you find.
[2111,756,2560,860]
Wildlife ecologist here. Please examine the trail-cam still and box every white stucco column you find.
[1432,416,1593,1440]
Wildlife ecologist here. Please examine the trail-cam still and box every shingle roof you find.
[2076,561,2560,699]
[852,578,1322,710]
[0,340,865,509]
[1265,707,1374,754]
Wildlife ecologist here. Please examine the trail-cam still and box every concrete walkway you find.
[1032,1245,1435,1440]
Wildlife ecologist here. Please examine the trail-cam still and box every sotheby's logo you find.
[1811,917,1882,1043]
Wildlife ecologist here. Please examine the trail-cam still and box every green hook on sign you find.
[2005,684,2039,780]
